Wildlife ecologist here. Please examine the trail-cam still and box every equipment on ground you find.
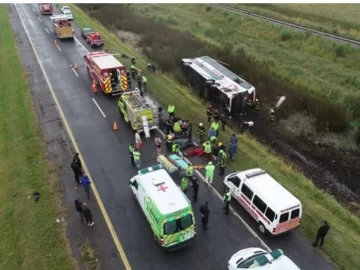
[181,56,256,117]
[39,3,53,15]
[117,90,159,132]
[50,14,74,40]
[130,165,196,250]
[84,50,130,95]
[86,32,104,48]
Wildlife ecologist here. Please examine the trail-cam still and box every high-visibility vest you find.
[210,136,217,143]
[172,144,179,153]
[205,164,215,176]
[219,149,226,158]
[224,191,232,202]
[142,76,147,84]
[203,142,212,153]
[167,105,175,113]
[211,122,219,131]
[180,177,189,190]
[173,122,181,132]
[129,145,134,153]
[186,165,194,176]
[133,151,141,161]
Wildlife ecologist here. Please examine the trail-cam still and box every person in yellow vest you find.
[186,163,194,177]
[205,161,215,185]
[203,141,212,161]
[223,187,232,215]
[141,75,148,93]
[211,120,220,137]
[133,150,141,169]
[172,143,179,154]
[173,120,182,134]
[180,176,189,194]
[167,104,175,119]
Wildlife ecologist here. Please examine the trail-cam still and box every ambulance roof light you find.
[246,169,266,179]
[138,164,162,175]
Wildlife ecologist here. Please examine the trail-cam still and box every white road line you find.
[155,128,271,251]
[92,98,106,118]
[56,45,62,52]
[32,8,35,12]
[45,27,49,34]
[71,68,79,77]
[38,16,41,22]
[75,37,89,52]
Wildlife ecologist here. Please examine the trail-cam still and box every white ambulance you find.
[224,169,302,235]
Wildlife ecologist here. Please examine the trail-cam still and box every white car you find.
[228,248,300,270]
[61,6,70,12]
[61,9,73,21]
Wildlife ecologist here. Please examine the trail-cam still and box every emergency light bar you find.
[246,169,266,179]
[138,164,162,175]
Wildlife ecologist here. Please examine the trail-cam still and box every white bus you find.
[224,169,302,235]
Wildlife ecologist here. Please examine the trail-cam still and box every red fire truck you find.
[86,32,104,48]
[39,3,53,15]
[84,51,131,96]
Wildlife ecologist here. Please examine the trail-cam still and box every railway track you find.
[210,3,360,47]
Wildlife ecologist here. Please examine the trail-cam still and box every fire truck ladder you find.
[127,94,151,109]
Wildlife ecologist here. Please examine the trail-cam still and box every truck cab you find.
[39,3,53,15]
[86,32,104,48]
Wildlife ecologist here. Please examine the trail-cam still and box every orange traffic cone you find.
[53,40,58,46]
[92,81,97,93]
[74,64,78,70]
[112,121,119,131]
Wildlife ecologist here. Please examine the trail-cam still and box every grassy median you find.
[71,4,360,269]
[0,5,75,270]
[231,4,360,40]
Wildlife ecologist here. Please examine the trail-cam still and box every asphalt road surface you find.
[14,3,335,270]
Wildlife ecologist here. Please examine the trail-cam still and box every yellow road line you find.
[14,4,132,269]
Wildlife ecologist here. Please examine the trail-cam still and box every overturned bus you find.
[181,56,256,117]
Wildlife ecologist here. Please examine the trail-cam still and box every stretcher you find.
[168,154,188,170]
[157,155,178,174]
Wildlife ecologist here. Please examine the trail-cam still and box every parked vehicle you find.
[80,28,92,39]
[224,168,302,235]
[50,14,74,40]
[130,165,196,250]
[61,8,73,21]
[39,3,53,15]
[228,248,300,270]
[86,32,104,48]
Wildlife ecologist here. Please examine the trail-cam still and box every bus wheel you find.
[258,222,266,234]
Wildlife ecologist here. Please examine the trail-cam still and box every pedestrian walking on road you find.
[135,131,143,151]
[82,203,94,226]
[190,175,199,202]
[180,176,189,194]
[80,174,92,200]
[129,143,135,167]
[71,157,82,185]
[205,161,215,185]
[154,135,162,156]
[200,201,210,230]
[74,199,84,223]
[133,150,141,169]
[313,220,330,247]
[223,188,232,215]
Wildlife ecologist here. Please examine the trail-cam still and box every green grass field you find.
[0,5,75,270]
[231,4,360,40]
[129,4,360,120]
[71,4,360,269]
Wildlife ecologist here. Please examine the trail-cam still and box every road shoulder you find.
[8,4,123,270]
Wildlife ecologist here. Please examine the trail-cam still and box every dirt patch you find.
[116,30,142,50]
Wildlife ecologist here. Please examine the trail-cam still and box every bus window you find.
[241,184,254,200]
[229,176,241,188]
[164,215,194,235]
[291,208,300,219]
[279,212,289,223]
[253,195,267,213]
[265,207,275,222]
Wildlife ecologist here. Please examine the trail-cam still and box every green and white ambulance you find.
[130,165,196,250]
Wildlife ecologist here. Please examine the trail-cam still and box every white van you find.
[224,169,302,235]
[228,248,300,269]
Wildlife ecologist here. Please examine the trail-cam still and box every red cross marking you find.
[157,185,168,192]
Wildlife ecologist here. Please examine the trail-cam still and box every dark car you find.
[80,28,92,39]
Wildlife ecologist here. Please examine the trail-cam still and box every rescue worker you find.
[131,57,136,65]
[130,65,137,79]
[186,163,194,177]
[129,143,135,167]
[167,104,175,119]
[205,161,215,185]
[146,62,156,72]
[211,120,220,137]
[172,142,180,154]
[223,188,232,215]
[313,221,330,247]
[133,149,141,169]
[210,135,217,147]
[228,142,237,162]
[173,120,182,135]
[208,127,216,139]
[198,123,206,143]
[203,141,212,161]
[141,75,148,93]
[180,176,189,194]
[270,108,275,124]
[164,119,173,134]
[154,135,162,156]
[218,153,226,176]
[200,201,210,230]
[219,145,227,160]
[220,114,226,131]
[206,104,213,122]
[190,175,199,202]
[213,109,220,122]
[253,99,259,113]
[137,74,142,90]
[166,134,174,150]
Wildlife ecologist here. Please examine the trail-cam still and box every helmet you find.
[199,123,203,127]
[208,161,212,165]
[270,109,274,113]
[218,142,223,147]
[256,99,259,102]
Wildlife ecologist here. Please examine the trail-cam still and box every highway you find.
[14,3,335,270]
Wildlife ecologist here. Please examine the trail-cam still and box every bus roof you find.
[91,54,123,70]
[136,169,190,215]
[237,169,301,213]
[182,56,255,97]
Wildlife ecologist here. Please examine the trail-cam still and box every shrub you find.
[205,6,212,12]
[335,43,350,58]
[280,29,293,41]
